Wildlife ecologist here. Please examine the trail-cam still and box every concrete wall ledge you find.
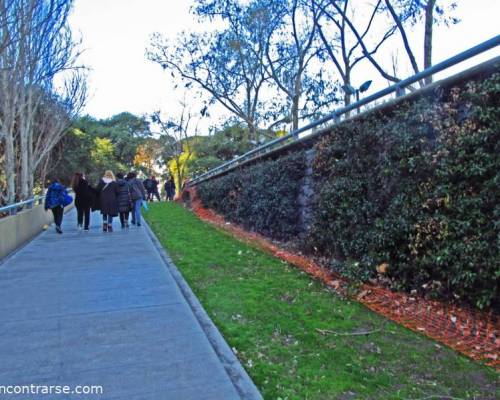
[0,202,74,260]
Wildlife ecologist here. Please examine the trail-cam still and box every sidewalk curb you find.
[143,220,263,400]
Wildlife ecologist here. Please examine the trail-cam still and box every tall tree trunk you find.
[175,157,183,194]
[4,130,16,204]
[423,0,436,85]
[40,153,51,193]
[19,92,33,200]
[291,94,299,131]
[26,88,36,197]
[248,121,257,143]
[28,125,34,195]
[343,68,351,117]
[291,69,303,131]
[19,129,29,200]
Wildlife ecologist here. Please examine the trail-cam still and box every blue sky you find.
[69,0,500,130]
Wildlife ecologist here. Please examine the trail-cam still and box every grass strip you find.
[145,203,499,400]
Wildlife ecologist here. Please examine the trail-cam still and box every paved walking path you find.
[0,209,260,399]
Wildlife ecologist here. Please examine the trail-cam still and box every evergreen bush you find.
[196,73,500,309]
[310,74,500,309]
[197,152,306,240]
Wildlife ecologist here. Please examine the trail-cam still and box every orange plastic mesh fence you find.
[183,187,500,369]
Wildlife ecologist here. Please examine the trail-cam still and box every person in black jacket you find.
[96,170,119,232]
[143,177,152,200]
[71,172,93,231]
[164,175,175,201]
[115,172,132,229]
[149,176,160,202]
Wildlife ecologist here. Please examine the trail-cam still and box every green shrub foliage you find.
[197,152,307,240]
[310,74,500,309]
[196,74,499,310]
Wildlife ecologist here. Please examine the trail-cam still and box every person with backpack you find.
[71,172,93,231]
[126,171,146,227]
[44,179,72,234]
[115,172,132,229]
[96,170,119,232]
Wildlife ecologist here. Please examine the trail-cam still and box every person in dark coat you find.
[115,172,132,229]
[44,179,70,234]
[149,176,160,202]
[96,170,119,232]
[181,178,191,208]
[143,177,153,201]
[164,175,175,201]
[126,171,146,227]
[71,172,93,231]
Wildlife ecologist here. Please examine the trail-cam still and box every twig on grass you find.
[315,327,382,336]
[403,395,465,400]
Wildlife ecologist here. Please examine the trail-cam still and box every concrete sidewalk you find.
[0,208,261,399]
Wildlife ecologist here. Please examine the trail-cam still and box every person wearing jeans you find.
[126,171,146,227]
[133,198,142,226]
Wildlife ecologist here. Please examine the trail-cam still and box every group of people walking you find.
[92,170,146,232]
[44,170,153,234]
[142,175,176,202]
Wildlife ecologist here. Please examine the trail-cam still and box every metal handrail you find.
[0,195,46,215]
[0,189,74,216]
[189,34,500,186]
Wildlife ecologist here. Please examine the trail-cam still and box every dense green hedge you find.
[197,152,306,240]
[310,74,500,309]
[196,73,500,309]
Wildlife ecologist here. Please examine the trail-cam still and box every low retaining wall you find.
[0,202,74,260]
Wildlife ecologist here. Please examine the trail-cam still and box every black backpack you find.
[130,182,142,200]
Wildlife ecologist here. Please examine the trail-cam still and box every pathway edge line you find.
[143,219,263,400]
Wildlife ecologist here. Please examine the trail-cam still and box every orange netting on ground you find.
[182,187,499,369]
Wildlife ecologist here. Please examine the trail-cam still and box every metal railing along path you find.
[188,35,500,186]
[0,195,47,216]
[0,190,74,216]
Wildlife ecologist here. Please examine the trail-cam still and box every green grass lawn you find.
[145,203,499,400]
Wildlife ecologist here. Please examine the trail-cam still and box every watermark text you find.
[0,384,103,396]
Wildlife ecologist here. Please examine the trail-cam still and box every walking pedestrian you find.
[143,176,153,201]
[44,179,72,234]
[126,171,146,227]
[150,176,161,202]
[164,175,175,201]
[116,172,132,229]
[181,177,191,208]
[71,172,93,231]
[96,170,119,232]
[163,179,168,201]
